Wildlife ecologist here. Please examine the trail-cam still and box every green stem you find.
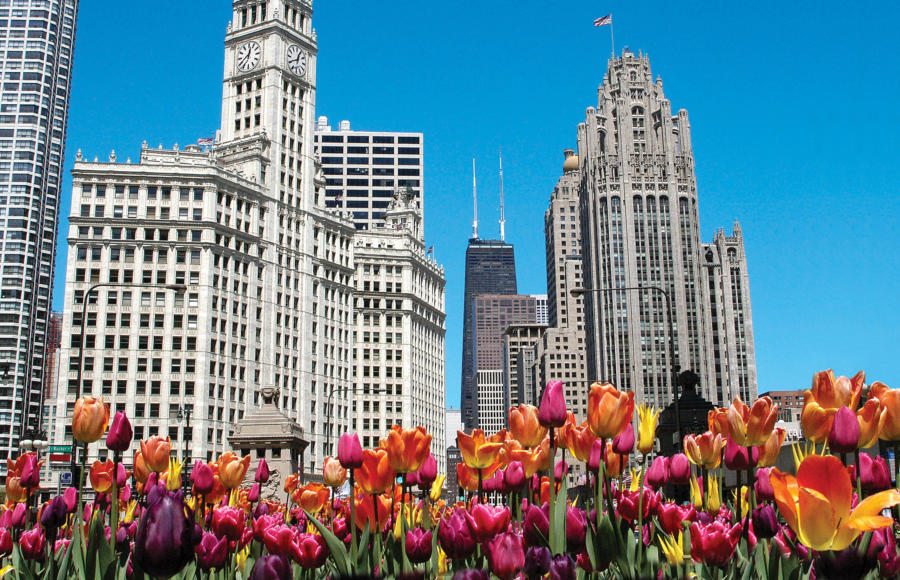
[110,451,120,553]
[349,472,357,567]
[637,454,646,571]
[854,448,863,500]
[701,466,708,513]
[401,480,410,573]
[549,426,557,554]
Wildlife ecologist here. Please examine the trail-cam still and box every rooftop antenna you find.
[498,148,506,242]
[471,158,479,239]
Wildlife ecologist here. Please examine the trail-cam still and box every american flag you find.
[594,14,612,27]
[427,245,434,254]
[197,137,214,146]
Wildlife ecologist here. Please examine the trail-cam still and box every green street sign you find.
[48,445,72,453]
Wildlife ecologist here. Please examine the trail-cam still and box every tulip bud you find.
[254,458,270,484]
[338,433,363,469]
[549,554,577,580]
[323,456,348,488]
[249,555,293,580]
[190,461,215,496]
[486,531,526,580]
[417,454,438,486]
[646,456,669,488]
[406,528,433,564]
[538,381,567,428]
[752,504,779,539]
[587,439,605,473]
[754,467,775,502]
[106,411,133,452]
[554,459,568,480]
[524,546,551,579]
[668,453,691,485]
[724,436,758,471]
[612,424,635,454]
[828,406,860,454]
[0,529,11,558]
[8,503,26,529]
[19,453,41,489]
[73,396,110,444]
[504,460,526,490]
[248,483,260,503]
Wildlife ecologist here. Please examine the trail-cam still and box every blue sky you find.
[55,1,900,408]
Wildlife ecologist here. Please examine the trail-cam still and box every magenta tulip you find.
[523,503,550,547]
[19,453,41,489]
[191,461,215,495]
[438,509,476,560]
[106,411,133,452]
[19,525,45,561]
[668,453,691,485]
[723,436,758,471]
[195,532,228,571]
[657,502,696,535]
[249,555,292,580]
[828,406,860,453]
[587,439,605,472]
[505,460,526,490]
[538,381,567,428]
[645,455,669,488]
[465,503,511,543]
[255,458,270,484]
[565,507,587,553]
[754,467,775,502]
[295,533,329,569]
[406,528,433,564]
[0,529,10,557]
[338,433,363,469]
[211,506,245,543]
[486,531,526,580]
[612,424,635,454]
[248,483,260,503]
[417,454,438,486]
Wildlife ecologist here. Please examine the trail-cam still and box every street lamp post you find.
[20,424,48,507]
[177,405,193,493]
[571,285,683,443]
[324,385,385,448]
[69,282,187,488]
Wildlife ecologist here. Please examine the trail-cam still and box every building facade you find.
[315,117,423,234]
[460,239,517,430]
[0,0,78,468]
[350,190,446,471]
[503,323,545,407]
[576,50,757,408]
[53,0,357,477]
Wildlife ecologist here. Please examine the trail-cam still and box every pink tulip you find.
[295,533,329,569]
[486,531,526,580]
[587,439,605,473]
[828,406,860,453]
[645,456,669,488]
[248,483,260,503]
[106,411,134,452]
[464,503,511,543]
[689,521,742,568]
[191,461,215,495]
[723,436,758,471]
[754,467,775,502]
[612,424,635,454]
[538,381,567,428]
[504,460,526,490]
[523,503,550,547]
[554,459,568,480]
[668,453,691,485]
[417,454,438,486]
[406,528,433,564]
[657,502,696,535]
[211,506,245,543]
[255,459,270,484]
[338,433,363,469]
[19,525,46,561]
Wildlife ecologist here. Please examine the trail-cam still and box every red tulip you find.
[657,502,697,535]
[338,433,363,469]
[19,453,42,489]
[19,525,45,561]
[211,506,245,543]
[689,520,742,568]
[465,503,511,543]
[617,488,655,522]
[295,533,329,569]
[538,381,567,428]
[485,531,526,580]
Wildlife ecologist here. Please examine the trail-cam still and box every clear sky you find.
[54,1,900,409]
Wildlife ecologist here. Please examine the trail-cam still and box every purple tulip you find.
[523,503,550,547]
[646,456,669,488]
[668,453,691,485]
[612,424,635,454]
[406,528,433,564]
[133,487,196,578]
[524,546,552,579]
[338,433,363,469]
[828,406,861,453]
[752,504,779,539]
[452,571,490,580]
[115,526,130,554]
[19,525,45,561]
[248,483,260,503]
[438,508,476,560]
[40,495,68,533]
[549,554,577,580]
[565,506,587,553]
[505,460,526,490]
[106,411,133,452]
[249,555,293,580]
[538,381,567,428]
[191,461,215,496]
[724,436,758,471]
[587,439,605,472]
[254,458,270,484]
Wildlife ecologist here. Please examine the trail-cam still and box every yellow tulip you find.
[689,475,702,510]
[430,474,446,502]
[706,475,721,514]
[659,531,684,565]
[636,404,659,455]
[166,458,184,491]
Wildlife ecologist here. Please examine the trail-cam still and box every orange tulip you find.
[683,431,725,470]
[323,456,348,488]
[560,419,596,463]
[707,408,730,438]
[770,454,900,551]
[587,382,635,439]
[217,452,251,489]
[509,405,547,448]
[726,396,778,447]
[856,397,883,449]
[498,437,523,468]
[89,460,115,493]
[604,441,626,478]
[872,382,900,442]
[294,482,330,514]
[755,427,786,468]
[456,463,480,492]
[383,425,432,474]
[140,436,171,473]
[356,448,395,495]
[800,370,865,443]
[132,451,151,485]
[510,436,551,478]
[457,429,504,470]
[73,396,110,444]
[284,472,300,494]
[203,465,227,505]
[5,476,26,503]
[354,493,392,531]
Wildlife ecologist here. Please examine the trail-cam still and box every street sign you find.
[49,445,72,454]
[60,472,72,485]
[49,453,71,463]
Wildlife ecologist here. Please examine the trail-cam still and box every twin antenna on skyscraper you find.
[471,149,506,242]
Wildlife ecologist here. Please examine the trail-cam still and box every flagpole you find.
[610,16,616,58]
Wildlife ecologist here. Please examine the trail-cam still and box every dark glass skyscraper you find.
[460,238,516,429]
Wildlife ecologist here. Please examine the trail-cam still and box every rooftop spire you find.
[498,148,506,242]
[472,158,479,239]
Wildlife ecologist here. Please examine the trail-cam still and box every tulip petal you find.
[797,455,852,525]
[769,469,799,536]
[847,489,900,529]
[797,487,838,552]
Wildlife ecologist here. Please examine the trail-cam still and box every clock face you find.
[236,41,261,72]
[287,45,307,77]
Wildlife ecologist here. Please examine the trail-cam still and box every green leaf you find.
[303,510,350,577]
[584,518,598,569]
[594,515,617,565]
[357,522,371,573]
[550,473,568,555]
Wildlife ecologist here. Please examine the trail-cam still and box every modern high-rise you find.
[350,189,446,471]
[531,295,548,325]
[314,117,423,234]
[460,238,517,430]
[0,1,79,469]
[54,1,357,478]
[503,323,545,407]
[576,50,757,408]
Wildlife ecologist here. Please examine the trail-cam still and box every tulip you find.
[457,429,505,471]
[191,461,215,495]
[217,452,251,489]
[523,503,550,546]
[706,475,722,513]
[754,467,775,502]
[523,546,551,579]
[689,475,703,510]
[755,427,786,468]
[538,381,567,428]
[195,532,228,571]
[211,506,245,543]
[504,460,526,490]
[417,454,438,486]
[452,571,490,580]
[510,404,548,448]
[384,425,432,474]
[295,533,329,569]
[133,487,197,577]
[0,529,11,557]
[254,458,270,484]
[4,476,25,503]
[465,503,511,543]
[483,470,504,493]
[708,408,730,437]
[549,554,577,580]
[456,462,479,492]
[636,404,660,455]
[354,493,392,532]
[684,431,725,470]
[554,459,568,480]
[322,456,347,488]
[645,455,669,488]
[294,482,330,514]
[752,504,779,539]
[40,496,68,534]
[770,454,900,551]
[587,382,635,439]
[828,406,860,453]
[283,473,300,494]
[603,441,626,478]
[485,531,525,580]
[19,525,45,561]
[612,423,634,455]
[19,453,42,489]
[357,448,395,494]
[689,520,741,568]
[856,397,883,449]
[247,483,260,503]
[90,460,116,493]
[668,453,691,485]
[249,555,293,580]
[801,370,865,443]
[854,453,892,492]
[617,488,655,522]
[509,436,550,478]
[659,530,685,566]
[586,439,605,472]
[657,502,696,535]
[140,436,171,473]
[723,436,758,471]
[565,506,587,553]
[727,396,778,447]
[406,527,433,564]
[870,381,900,442]
[438,508,477,559]
[338,433,363,469]
[106,411,133,452]
[73,396,110,443]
